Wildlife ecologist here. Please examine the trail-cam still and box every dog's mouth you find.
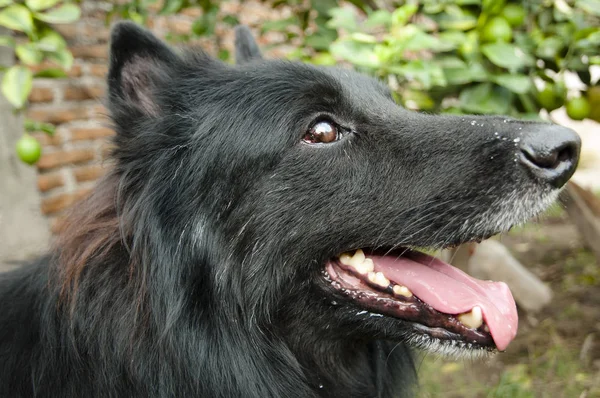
[324,248,518,353]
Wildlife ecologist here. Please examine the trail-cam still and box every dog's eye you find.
[304,121,339,144]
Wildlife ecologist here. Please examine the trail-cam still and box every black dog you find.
[0,22,580,397]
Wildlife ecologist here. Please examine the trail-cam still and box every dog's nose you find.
[519,125,581,188]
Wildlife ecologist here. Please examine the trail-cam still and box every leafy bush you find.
[270,0,600,120]
[138,0,600,120]
[0,0,80,111]
[0,0,81,164]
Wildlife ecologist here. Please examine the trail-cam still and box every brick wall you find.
[28,1,292,233]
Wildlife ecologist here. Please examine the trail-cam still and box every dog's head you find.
[106,23,580,358]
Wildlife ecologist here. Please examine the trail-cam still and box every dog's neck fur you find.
[49,183,412,397]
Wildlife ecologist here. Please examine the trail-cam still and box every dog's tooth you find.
[374,272,390,288]
[367,272,376,283]
[355,258,374,275]
[348,249,366,267]
[457,306,483,329]
[392,285,413,298]
[339,252,353,266]
[339,249,366,268]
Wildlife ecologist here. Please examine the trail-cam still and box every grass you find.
[417,325,599,398]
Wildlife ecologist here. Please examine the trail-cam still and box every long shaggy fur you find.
[0,22,578,397]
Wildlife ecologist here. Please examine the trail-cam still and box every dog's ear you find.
[108,22,178,116]
[234,25,263,64]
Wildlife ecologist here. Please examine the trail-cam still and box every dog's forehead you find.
[321,67,393,103]
[237,61,391,105]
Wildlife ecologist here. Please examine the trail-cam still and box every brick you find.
[73,164,107,183]
[81,24,110,42]
[64,85,105,101]
[41,187,92,215]
[27,107,89,124]
[28,87,54,103]
[41,192,76,215]
[30,62,82,78]
[71,127,114,141]
[31,131,62,146]
[37,172,65,192]
[91,104,109,120]
[101,142,115,159]
[89,64,108,78]
[37,148,95,170]
[52,24,78,41]
[166,18,194,35]
[180,7,203,17]
[71,44,109,60]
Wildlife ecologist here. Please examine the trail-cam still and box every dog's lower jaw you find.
[282,324,417,398]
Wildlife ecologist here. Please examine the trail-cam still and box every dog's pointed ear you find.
[108,22,178,117]
[234,25,263,64]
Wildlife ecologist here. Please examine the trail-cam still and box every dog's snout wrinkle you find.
[518,124,581,189]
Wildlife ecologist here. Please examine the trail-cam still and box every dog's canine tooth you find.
[457,306,483,329]
[374,272,390,288]
[392,285,413,298]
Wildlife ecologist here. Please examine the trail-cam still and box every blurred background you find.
[0,0,599,396]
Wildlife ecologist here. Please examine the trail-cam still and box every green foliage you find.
[0,1,79,109]
[304,1,598,118]
[0,0,79,164]
[147,0,598,120]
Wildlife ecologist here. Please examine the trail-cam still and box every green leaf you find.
[443,61,487,85]
[350,32,376,44]
[34,67,67,78]
[159,0,184,15]
[36,29,67,52]
[46,47,73,69]
[482,0,506,15]
[191,7,217,37]
[402,89,435,111]
[391,3,418,27]
[330,39,379,69]
[435,5,477,30]
[0,35,15,48]
[15,43,43,65]
[438,30,467,49]
[459,83,512,114]
[492,74,532,94]
[304,28,336,50]
[364,10,392,29]
[311,52,336,66]
[261,16,298,33]
[2,65,33,109]
[388,60,447,89]
[576,0,600,16]
[222,15,239,26]
[0,0,12,7]
[24,118,55,134]
[25,0,60,12]
[481,42,534,71]
[34,4,80,24]
[536,36,564,59]
[0,5,34,35]
[326,7,357,31]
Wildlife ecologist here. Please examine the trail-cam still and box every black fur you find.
[0,23,579,397]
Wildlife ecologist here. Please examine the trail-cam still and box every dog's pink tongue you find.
[372,251,518,351]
